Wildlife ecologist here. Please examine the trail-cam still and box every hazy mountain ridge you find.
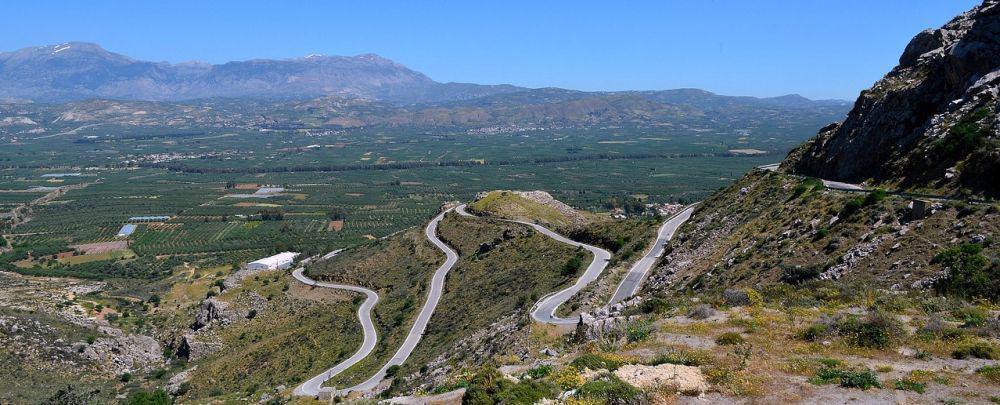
[0,88,849,134]
[0,42,848,115]
[0,42,521,104]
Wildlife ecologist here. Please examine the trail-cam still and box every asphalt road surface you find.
[291,262,379,397]
[334,207,459,396]
[293,207,459,398]
[455,205,611,325]
[607,205,696,305]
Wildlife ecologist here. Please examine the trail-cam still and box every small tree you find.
[573,315,589,344]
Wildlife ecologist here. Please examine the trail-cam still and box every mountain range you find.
[0,42,521,104]
[0,42,848,109]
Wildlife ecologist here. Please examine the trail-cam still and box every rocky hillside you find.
[646,170,999,294]
[786,1,1000,198]
[644,1,1000,296]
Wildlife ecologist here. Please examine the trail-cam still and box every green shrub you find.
[932,108,991,161]
[954,306,989,327]
[570,354,625,371]
[561,255,584,277]
[715,332,746,346]
[839,197,864,218]
[639,297,671,314]
[837,312,906,349]
[524,365,552,379]
[462,364,561,404]
[496,379,560,404]
[575,374,646,405]
[932,243,999,301]
[816,357,844,368]
[894,378,926,394]
[44,385,99,405]
[977,365,1000,383]
[952,342,996,360]
[800,322,831,342]
[864,189,888,206]
[781,264,823,285]
[149,368,168,379]
[462,366,508,405]
[126,389,171,405]
[625,320,655,343]
[385,364,401,377]
[815,228,830,240]
[840,369,882,390]
[810,367,881,390]
[792,178,824,199]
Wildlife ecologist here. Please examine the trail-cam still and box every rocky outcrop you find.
[613,363,709,395]
[80,326,163,375]
[786,1,1000,197]
[167,366,196,395]
[177,333,223,361]
[192,298,235,330]
[192,292,268,330]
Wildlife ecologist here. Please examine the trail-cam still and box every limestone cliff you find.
[786,1,1000,197]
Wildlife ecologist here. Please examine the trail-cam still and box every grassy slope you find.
[393,212,582,385]
[0,307,117,404]
[183,271,361,400]
[468,191,578,230]
[304,226,443,388]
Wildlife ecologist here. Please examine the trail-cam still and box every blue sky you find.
[0,0,979,100]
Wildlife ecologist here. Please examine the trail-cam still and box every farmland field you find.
[0,122,806,280]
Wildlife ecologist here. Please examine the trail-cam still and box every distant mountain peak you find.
[0,43,521,104]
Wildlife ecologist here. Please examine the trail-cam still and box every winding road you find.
[291,264,379,397]
[293,207,459,398]
[457,204,694,324]
[454,204,609,324]
[608,205,696,305]
[758,163,865,191]
[294,201,695,397]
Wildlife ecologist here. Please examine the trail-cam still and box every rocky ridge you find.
[786,0,1000,198]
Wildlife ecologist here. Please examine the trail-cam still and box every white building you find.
[247,252,299,271]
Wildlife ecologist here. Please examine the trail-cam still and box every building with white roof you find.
[247,252,299,271]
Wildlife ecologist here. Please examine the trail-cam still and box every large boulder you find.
[613,363,709,395]
[192,298,234,330]
[80,326,163,375]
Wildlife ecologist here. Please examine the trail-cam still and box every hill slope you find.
[785,1,1000,198]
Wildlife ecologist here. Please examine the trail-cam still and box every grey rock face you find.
[786,1,1000,197]
[192,298,234,330]
[80,327,163,375]
[178,333,223,361]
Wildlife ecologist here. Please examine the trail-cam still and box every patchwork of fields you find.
[0,124,795,279]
